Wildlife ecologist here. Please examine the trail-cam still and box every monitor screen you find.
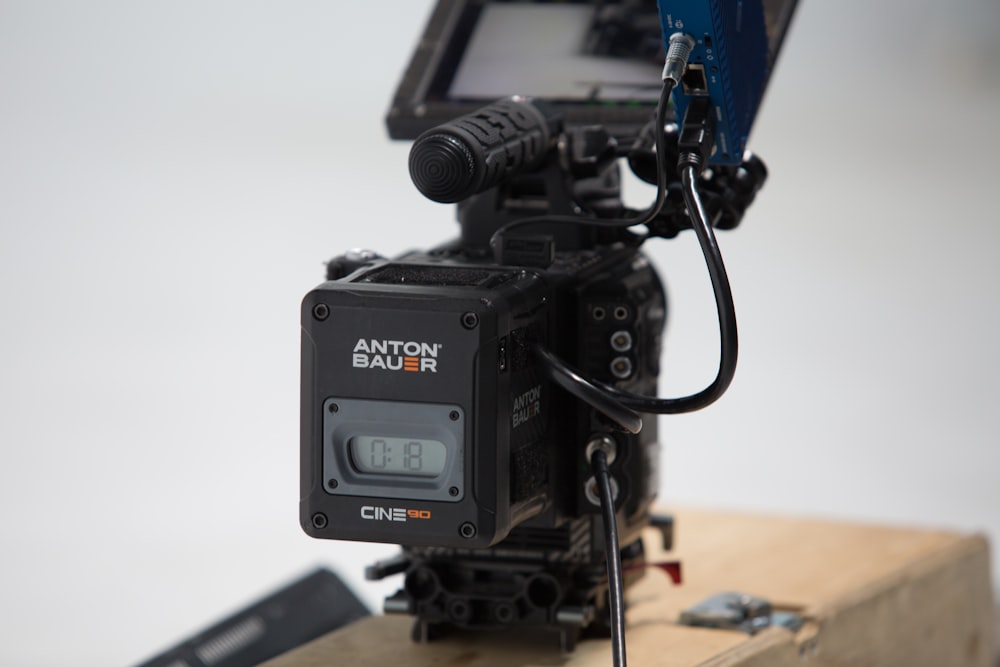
[386,0,799,141]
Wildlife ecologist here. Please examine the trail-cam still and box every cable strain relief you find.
[662,33,695,85]
[677,152,704,173]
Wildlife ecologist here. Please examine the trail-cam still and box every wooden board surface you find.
[263,509,995,666]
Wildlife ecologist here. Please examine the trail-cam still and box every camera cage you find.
[304,0,793,653]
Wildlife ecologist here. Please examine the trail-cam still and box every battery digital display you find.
[349,435,447,477]
[322,398,464,502]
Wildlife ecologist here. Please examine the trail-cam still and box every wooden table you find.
[264,508,996,666]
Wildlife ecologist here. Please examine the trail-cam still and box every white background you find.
[1,1,998,665]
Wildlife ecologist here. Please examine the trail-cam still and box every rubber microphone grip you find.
[408,96,559,203]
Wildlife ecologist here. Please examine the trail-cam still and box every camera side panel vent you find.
[359,265,518,288]
[503,518,591,558]
[511,440,546,503]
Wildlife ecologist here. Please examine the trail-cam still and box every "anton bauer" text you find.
[512,385,542,427]
[352,338,442,373]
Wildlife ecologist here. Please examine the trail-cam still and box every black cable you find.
[592,449,626,667]
[488,80,675,254]
[530,163,738,415]
[520,93,738,416]
[532,345,642,434]
[598,164,738,413]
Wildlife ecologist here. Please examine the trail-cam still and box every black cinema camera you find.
[301,96,673,646]
[300,0,790,650]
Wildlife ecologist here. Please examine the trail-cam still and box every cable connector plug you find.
[661,33,695,86]
[677,97,715,173]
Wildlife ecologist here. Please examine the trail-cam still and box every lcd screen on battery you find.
[349,435,448,477]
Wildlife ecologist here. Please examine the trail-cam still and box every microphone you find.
[408,96,561,203]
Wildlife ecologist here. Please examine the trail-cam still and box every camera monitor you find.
[386,0,800,142]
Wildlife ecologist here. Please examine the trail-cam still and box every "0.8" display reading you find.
[349,435,447,477]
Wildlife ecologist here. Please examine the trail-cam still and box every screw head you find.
[449,486,459,497]
[327,479,338,489]
[459,522,477,539]
[312,303,330,321]
[461,312,479,329]
[449,410,460,421]
[328,403,339,413]
[494,603,516,624]
[311,512,328,529]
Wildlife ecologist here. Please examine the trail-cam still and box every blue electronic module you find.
[657,0,770,165]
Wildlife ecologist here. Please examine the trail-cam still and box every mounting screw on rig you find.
[312,303,329,321]
[459,522,477,539]
[448,600,472,623]
[327,479,338,489]
[461,312,479,329]
[449,410,460,421]
[494,602,516,624]
[449,486,459,496]
[311,512,328,529]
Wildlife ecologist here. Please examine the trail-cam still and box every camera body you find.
[300,239,665,552]
[299,86,692,640]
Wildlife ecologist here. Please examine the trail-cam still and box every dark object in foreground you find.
[133,568,369,667]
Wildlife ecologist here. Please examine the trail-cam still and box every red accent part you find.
[624,560,682,584]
